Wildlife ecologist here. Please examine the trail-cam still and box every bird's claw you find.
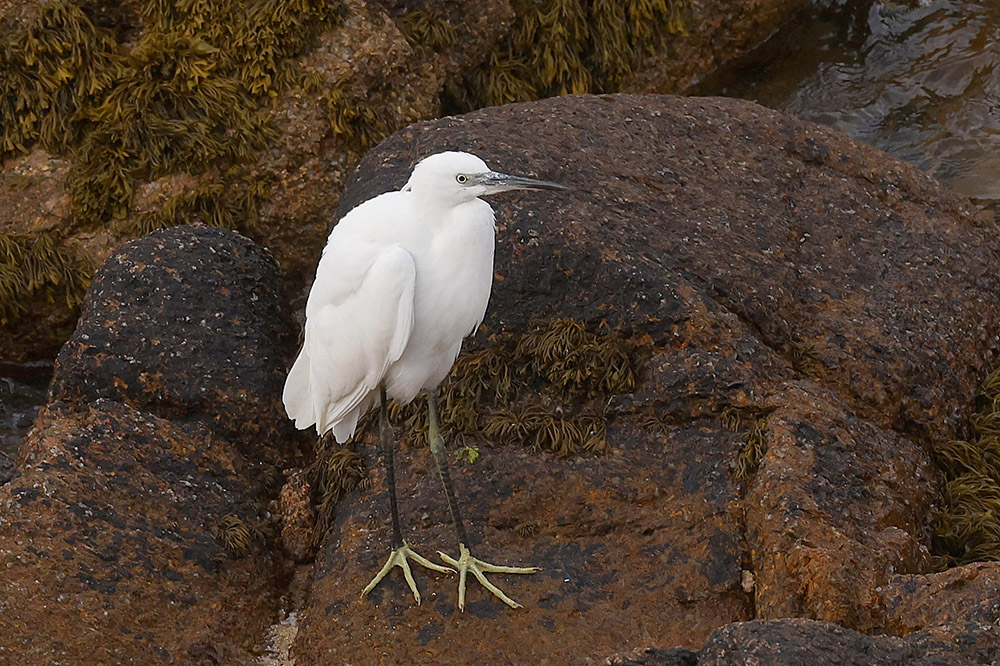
[361,541,454,604]
[438,542,539,611]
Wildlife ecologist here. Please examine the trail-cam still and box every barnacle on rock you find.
[0,231,90,326]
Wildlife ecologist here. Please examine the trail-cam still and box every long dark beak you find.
[474,171,570,194]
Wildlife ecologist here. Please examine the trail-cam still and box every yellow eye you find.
[456,174,469,184]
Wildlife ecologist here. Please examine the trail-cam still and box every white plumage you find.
[283,151,563,443]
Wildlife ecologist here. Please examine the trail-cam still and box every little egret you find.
[283,151,568,610]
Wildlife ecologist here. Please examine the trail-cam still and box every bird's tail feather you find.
[283,349,315,429]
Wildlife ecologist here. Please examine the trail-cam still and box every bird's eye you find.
[456,174,469,184]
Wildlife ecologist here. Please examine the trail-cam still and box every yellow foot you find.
[438,542,539,611]
[361,541,454,604]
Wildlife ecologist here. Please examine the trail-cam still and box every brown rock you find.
[0,224,299,663]
[295,421,754,663]
[697,618,976,665]
[279,468,318,563]
[291,94,999,663]
[250,0,446,301]
[0,400,279,665]
[0,0,818,362]
[625,0,815,95]
[881,562,1000,663]
[337,94,1000,444]
[747,381,939,630]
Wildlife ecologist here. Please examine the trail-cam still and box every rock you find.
[0,401,280,665]
[698,618,976,665]
[337,94,1000,444]
[279,468,318,563]
[0,224,298,663]
[49,224,296,453]
[881,562,1000,664]
[747,381,938,630]
[624,0,813,94]
[292,94,1000,663]
[248,0,447,304]
[605,647,700,666]
[295,422,754,663]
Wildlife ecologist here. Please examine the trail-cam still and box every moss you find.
[0,231,90,326]
[932,363,1000,567]
[449,0,690,111]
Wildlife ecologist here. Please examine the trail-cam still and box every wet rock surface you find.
[293,94,1000,664]
[697,618,977,665]
[0,225,297,664]
[0,401,280,665]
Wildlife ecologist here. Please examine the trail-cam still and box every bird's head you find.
[403,151,568,205]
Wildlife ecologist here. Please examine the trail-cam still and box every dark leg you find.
[361,385,452,604]
[426,390,470,546]
[427,390,538,611]
[379,386,404,549]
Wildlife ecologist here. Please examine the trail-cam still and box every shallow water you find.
[713,0,1000,214]
[0,361,51,467]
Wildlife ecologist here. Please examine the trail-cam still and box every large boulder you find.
[0,225,297,663]
[291,94,1000,664]
[49,224,296,452]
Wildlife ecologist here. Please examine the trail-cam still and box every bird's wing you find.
[283,241,416,437]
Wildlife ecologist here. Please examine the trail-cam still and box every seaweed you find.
[374,318,641,458]
[0,1,123,158]
[216,513,255,557]
[0,231,90,325]
[932,363,1000,567]
[733,415,769,481]
[450,0,691,111]
[116,171,272,237]
[309,440,366,546]
[67,31,273,225]
[397,10,458,52]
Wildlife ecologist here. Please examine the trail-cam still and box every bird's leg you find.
[426,390,538,611]
[361,386,453,605]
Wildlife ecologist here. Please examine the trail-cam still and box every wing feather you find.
[282,240,416,441]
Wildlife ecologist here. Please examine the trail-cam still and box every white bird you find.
[283,151,568,610]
